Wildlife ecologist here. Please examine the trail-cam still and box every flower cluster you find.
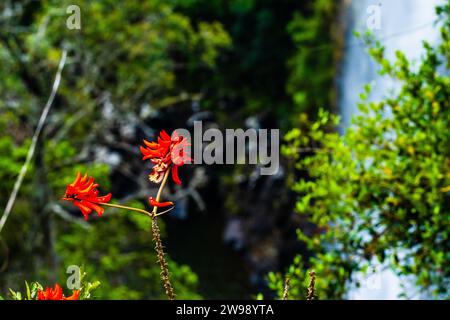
[37,284,80,300]
[140,130,191,185]
[63,172,112,220]
[63,130,189,217]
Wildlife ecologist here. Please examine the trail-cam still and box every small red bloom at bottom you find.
[37,284,80,300]
[148,197,174,208]
[63,290,80,300]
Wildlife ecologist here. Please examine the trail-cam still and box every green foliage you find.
[36,0,231,108]
[277,4,450,299]
[0,114,32,200]
[267,255,308,300]
[172,0,338,126]
[77,268,101,300]
[286,0,339,116]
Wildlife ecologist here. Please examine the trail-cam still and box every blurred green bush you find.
[274,2,450,299]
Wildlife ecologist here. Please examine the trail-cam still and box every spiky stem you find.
[282,277,291,300]
[306,270,316,300]
[151,217,175,299]
[102,168,175,299]
[150,169,175,300]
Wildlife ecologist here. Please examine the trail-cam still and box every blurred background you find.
[0,0,448,299]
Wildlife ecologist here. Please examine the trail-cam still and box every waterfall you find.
[338,0,443,299]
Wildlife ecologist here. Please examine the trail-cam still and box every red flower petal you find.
[171,165,182,185]
[143,139,158,148]
[63,173,112,220]
[96,193,112,203]
[72,201,92,220]
[37,284,79,300]
[37,284,63,300]
[63,290,80,300]
[140,130,191,185]
[86,202,105,217]
[160,130,171,141]
[148,197,174,208]
[80,173,88,184]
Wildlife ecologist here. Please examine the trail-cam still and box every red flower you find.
[63,172,112,220]
[140,130,191,185]
[63,290,80,300]
[37,284,80,300]
[148,197,174,208]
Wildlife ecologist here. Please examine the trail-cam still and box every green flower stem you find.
[101,202,152,217]
[154,206,175,217]
[151,168,171,217]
